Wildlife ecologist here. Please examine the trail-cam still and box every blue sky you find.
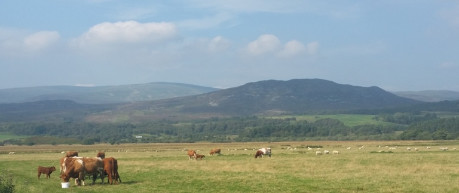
[1,0,458,91]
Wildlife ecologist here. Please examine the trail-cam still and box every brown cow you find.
[37,166,56,179]
[60,157,85,186]
[254,150,264,158]
[60,157,105,186]
[65,151,78,157]
[103,157,121,184]
[195,154,205,160]
[187,150,197,160]
[209,148,221,155]
[96,152,105,159]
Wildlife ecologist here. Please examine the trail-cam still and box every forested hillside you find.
[1,79,459,145]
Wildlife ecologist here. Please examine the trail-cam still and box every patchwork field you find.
[1,141,458,193]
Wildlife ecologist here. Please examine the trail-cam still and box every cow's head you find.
[60,173,70,182]
[50,166,56,172]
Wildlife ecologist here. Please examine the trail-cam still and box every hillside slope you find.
[111,79,420,119]
[393,90,459,102]
[0,82,218,104]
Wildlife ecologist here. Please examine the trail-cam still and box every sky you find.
[1,0,459,91]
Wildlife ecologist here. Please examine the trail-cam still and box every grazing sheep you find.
[323,150,330,154]
[332,150,340,154]
[315,151,322,156]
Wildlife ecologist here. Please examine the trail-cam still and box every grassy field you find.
[269,114,388,127]
[1,141,459,193]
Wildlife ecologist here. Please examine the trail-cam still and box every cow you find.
[102,157,121,185]
[96,152,105,159]
[254,150,264,158]
[65,151,78,157]
[60,157,105,186]
[187,150,197,160]
[37,166,56,179]
[258,148,272,158]
[195,154,205,160]
[209,148,221,155]
[60,157,85,186]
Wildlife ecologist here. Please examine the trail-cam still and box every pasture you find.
[1,141,459,193]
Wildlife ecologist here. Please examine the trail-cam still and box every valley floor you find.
[1,141,458,193]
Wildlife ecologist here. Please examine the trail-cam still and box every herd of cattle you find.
[37,151,121,186]
[187,147,272,160]
[36,147,272,187]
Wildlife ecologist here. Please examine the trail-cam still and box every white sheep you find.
[315,151,322,155]
[332,150,339,154]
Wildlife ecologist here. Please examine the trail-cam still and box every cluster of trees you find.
[1,113,458,145]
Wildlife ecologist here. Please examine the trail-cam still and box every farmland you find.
[1,141,459,193]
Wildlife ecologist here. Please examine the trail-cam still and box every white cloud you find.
[23,31,60,51]
[74,21,177,46]
[305,41,319,55]
[278,40,306,57]
[247,34,281,55]
[208,36,230,52]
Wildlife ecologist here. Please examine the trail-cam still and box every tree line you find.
[2,112,457,145]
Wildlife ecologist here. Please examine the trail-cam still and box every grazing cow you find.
[187,150,197,160]
[258,148,272,158]
[65,151,78,157]
[209,148,221,155]
[60,157,85,186]
[195,154,205,160]
[96,152,105,159]
[254,150,264,158]
[103,157,121,184]
[37,166,56,179]
[60,157,105,186]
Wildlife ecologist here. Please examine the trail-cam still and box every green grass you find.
[270,114,385,127]
[0,132,25,142]
[0,141,459,193]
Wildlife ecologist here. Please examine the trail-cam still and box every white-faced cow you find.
[60,157,105,186]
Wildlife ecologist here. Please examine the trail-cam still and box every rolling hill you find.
[98,79,421,121]
[392,90,459,102]
[0,82,218,104]
[0,79,428,122]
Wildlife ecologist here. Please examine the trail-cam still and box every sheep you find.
[323,150,330,154]
[332,150,340,154]
[315,151,322,155]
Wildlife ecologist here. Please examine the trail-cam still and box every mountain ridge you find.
[0,82,218,104]
[98,79,420,121]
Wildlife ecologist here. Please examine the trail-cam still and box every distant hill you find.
[0,82,218,104]
[392,90,459,102]
[105,79,421,120]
